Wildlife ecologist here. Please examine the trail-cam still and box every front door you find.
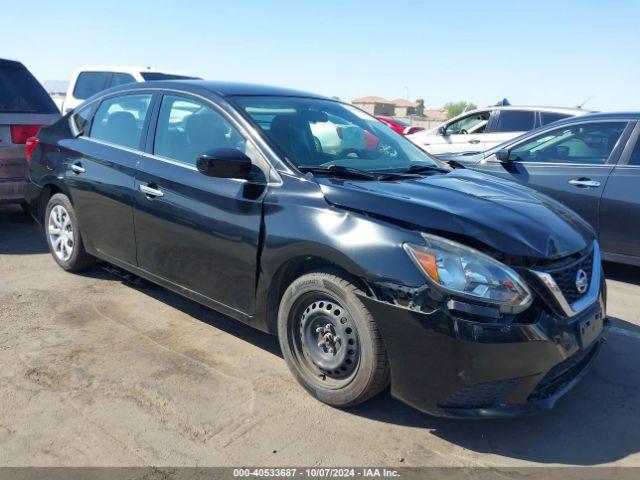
[66,93,153,265]
[477,120,631,231]
[133,94,266,316]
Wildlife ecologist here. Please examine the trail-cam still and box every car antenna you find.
[577,95,594,109]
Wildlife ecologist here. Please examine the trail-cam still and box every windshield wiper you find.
[297,165,377,180]
[401,164,451,174]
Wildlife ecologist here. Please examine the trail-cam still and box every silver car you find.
[0,59,59,208]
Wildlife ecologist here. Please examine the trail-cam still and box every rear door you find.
[66,92,154,265]
[0,60,59,198]
[599,122,640,261]
[477,120,632,230]
[481,109,537,150]
[133,93,267,317]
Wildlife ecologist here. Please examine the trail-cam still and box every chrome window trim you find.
[530,241,601,317]
[74,87,284,187]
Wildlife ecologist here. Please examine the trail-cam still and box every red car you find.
[377,116,424,136]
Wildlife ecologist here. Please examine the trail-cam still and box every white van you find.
[61,66,196,115]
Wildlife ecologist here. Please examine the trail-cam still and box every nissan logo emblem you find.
[575,269,589,294]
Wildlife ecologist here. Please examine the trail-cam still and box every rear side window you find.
[71,105,93,135]
[508,121,627,164]
[153,95,246,166]
[0,62,58,113]
[630,137,640,165]
[541,112,571,126]
[73,72,110,100]
[110,73,136,88]
[90,94,152,149]
[494,110,536,133]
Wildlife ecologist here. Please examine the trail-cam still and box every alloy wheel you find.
[48,205,74,262]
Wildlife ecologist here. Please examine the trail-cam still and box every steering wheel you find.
[341,148,362,158]
[459,129,468,135]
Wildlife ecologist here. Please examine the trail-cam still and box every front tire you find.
[45,193,94,272]
[277,272,390,407]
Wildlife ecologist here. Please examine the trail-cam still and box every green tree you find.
[415,98,425,117]
[444,101,477,119]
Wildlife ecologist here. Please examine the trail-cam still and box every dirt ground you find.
[1,203,640,467]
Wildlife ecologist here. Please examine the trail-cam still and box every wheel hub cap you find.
[48,205,74,262]
[299,299,359,378]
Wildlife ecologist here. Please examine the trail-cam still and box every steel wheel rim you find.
[290,293,360,387]
[48,205,74,262]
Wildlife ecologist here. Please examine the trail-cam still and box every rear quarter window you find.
[0,62,58,113]
[541,112,571,125]
[73,72,111,100]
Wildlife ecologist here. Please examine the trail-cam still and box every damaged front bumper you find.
[357,289,606,418]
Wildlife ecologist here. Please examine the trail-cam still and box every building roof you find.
[352,96,394,105]
[424,109,447,120]
[391,98,418,108]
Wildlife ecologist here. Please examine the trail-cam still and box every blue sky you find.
[4,0,639,110]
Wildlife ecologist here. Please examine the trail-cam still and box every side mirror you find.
[437,126,447,136]
[495,149,511,162]
[196,148,252,179]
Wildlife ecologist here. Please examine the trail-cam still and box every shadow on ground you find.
[0,204,47,254]
[3,204,640,465]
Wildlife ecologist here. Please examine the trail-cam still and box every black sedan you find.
[437,112,640,267]
[26,81,606,418]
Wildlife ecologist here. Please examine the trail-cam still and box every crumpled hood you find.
[316,169,594,260]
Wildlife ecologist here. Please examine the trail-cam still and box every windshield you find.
[232,96,446,172]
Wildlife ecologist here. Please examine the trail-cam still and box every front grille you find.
[547,249,594,305]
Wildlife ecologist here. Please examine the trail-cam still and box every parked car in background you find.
[407,106,588,154]
[26,80,605,418]
[0,58,59,209]
[438,112,640,266]
[376,116,424,136]
[61,66,197,114]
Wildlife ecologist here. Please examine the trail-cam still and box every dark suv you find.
[0,59,59,208]
[26,81,606,418]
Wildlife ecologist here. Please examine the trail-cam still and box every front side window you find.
[110,73,136,88]
[233,96,444,172]
[90,94,152,149]
[153,95,246,166]
[508,121,627,164]
[445,111,490,135]
[495,110,536,133]
[73,72,110,100]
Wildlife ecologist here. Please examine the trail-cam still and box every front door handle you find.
[468,139,481,144]
[568,178,601,188]
[140,184,164,198]
[71,163,85,174]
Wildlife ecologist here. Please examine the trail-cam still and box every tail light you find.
[11,125,42,144]
[25,136,39,162]
[335,126,344,139]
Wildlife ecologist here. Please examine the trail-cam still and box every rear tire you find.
[44,193,94,272]
[277,271,390,407]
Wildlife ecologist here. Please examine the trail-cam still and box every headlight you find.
[404,233,532,312]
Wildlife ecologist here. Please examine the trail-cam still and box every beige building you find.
[352,96,395,116]
[390,99,418,117]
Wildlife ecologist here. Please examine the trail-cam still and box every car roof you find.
[0,58,26,68]
[72,65,186,75]
[105,79,331,100]
[471,105,590,115]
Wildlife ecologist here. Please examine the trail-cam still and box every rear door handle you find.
[140,184,164,198]
[468,139,481,144]
[71,163,85,174]
[568,178,601,188]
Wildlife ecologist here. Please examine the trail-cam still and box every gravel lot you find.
[1,203,640,467]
